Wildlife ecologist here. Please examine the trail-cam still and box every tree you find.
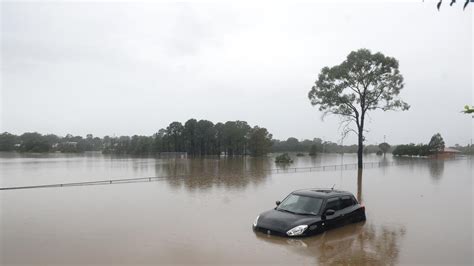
[428,133,445,152]
[308,48,409,169]
[195,120,215,155]
[0,132,18,151]
[166,122,184,152]
[378,142,391,156]
[183,119,198,155]
[309,144,319,156]
[248,126,273,156]
[19,132,51,152]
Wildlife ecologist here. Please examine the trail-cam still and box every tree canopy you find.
[309,48,409,168]
[428,133,445,152]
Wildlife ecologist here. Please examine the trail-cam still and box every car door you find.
[322,197,342,228]
[340,196,357,223]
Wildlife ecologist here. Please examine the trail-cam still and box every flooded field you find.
[0,152,472,265]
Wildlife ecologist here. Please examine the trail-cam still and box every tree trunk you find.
[357,126,364,169]
[357,168,363,203]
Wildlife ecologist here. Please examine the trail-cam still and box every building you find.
[432,147,461,159]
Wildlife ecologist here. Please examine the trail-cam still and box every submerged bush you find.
[275,153,293,163]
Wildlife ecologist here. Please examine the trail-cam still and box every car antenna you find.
[331,184,336,190]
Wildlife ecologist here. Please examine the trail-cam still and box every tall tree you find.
[248,126,273,156]
[428,133,445,152]
[309,49,409,168]
[196,120,215,155]
[183,119,198,155]
[166,122,184,152]
[378,142,391,156]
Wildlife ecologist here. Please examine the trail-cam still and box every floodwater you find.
[0,152,472,265]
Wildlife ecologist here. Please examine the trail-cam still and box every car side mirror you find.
[324,209,335,216]
[275,201,281,206]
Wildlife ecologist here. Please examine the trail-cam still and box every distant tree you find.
[275,153,293,163]
[309,48,409,169]
[286,137,300,151]
[309,144,319,156]
[392,144,431,157]
[0,132,18,151]
[428,133,445,152]
[183,119,198,155]
[248,126,273,156]
[378,142,391,156]
[223,121,250,156]
[19,132,51,152]
[214,122,225,155]
[195,120,215,155]
[166,122,184,152]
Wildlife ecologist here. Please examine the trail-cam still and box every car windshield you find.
[276,194,323,215]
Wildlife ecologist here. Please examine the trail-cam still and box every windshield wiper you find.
[279,208,318,216]
[299,212,318,216]
[278,208,296,214]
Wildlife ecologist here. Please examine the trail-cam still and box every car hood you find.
[257,209,321,233]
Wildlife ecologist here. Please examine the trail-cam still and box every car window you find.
[341,196,355,209]
[324,198,341,211]
[277,194,323,215]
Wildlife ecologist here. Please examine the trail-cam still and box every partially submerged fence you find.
[0,158,468,191]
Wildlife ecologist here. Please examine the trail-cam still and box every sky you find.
[1,0,472,146]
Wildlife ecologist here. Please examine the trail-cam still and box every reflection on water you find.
[156,157,272,191]
[428,159,445,181]
[0,153,472,264]
[255,222,405,265]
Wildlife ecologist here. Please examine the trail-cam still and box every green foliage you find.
[0,132,18,151]
[19,132,51,153]
[102,119,269,157]
[463,105,474,114]
[296,153,305,157]
[275,153,293,163]
[248,126,273,157]
[308,48,409,168]
[392,133,445,157]
[309,144,318,156]
[378,142,391,154]
[392,144,431,157]
[428,133,445,152]
[273,138,322,153]
[0,120,274,157]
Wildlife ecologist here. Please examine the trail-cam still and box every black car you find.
[252,189,365,237]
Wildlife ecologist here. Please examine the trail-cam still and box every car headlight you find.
[253,215,259,227]
[286,225,308,236]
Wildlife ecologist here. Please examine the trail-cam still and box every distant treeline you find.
[0,119,272,156]
[272,137,384,154]
[391,133,474,156]
[1,127,471,156]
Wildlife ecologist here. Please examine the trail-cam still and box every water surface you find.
[1,152,472,264]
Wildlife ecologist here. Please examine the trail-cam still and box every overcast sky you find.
[1,1,472,145]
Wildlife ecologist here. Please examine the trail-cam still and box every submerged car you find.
[252,189,365,237]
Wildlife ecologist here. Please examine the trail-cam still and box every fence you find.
[0,157,468,191]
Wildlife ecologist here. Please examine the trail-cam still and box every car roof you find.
[291,188,353,199]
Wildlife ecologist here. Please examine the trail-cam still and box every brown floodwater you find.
[0,152,472,265]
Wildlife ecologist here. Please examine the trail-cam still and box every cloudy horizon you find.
[1,1,472,146]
